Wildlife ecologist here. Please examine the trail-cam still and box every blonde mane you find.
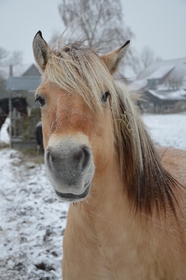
[43,40,181,216]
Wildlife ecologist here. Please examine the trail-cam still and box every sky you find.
[0,0,186,65]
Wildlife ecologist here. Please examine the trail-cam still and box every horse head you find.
[33,31,130,202]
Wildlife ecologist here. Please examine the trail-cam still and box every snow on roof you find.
[148,89,186,100]
[129,79,148,91]
[147,65,174,80]
[131,58,186,92]
[137,58,186,81]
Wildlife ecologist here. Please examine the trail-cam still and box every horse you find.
[33,31,186,280]
[35,121,44,152]
[0,97,28,131]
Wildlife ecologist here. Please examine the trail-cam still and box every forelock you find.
[42,41,118,114]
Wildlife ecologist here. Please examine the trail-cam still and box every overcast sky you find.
[0,0,186,65]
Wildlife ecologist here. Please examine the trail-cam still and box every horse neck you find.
[66,147,186,274]
[70,152,136,236]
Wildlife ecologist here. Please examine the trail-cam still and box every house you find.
[21,63,40,77]
[6,64,41,108]
[131,58,186,113]
[5,64,42,149]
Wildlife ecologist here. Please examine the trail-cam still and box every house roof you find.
[129,79,148,91]
[6,76,41,91]
[147,89,186,101]
[147,65,174,80]
[131,57,186,91]
[137,58,186,80]
[21,64,40,77]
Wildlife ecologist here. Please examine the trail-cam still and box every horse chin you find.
[54,185,90,202]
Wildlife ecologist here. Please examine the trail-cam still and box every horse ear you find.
[32,31,51,72]
[101,40,130,74]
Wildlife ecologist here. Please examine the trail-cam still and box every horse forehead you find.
[36,82,59,95]
[37,82,84,104]
[37,82,71,97]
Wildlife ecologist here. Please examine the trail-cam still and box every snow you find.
[0,148,68,280]
[136,57,186,81]
[0,113,185,279]
[0,118,10,144]
[143,113,186,150]
[133,57,186,91]
[148,89,186,100]
[129,79,147,91]
[146,65,174,80]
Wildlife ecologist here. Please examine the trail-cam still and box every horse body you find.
[33,31,186,279]
[158,147,186,186]
[0,97,28,131]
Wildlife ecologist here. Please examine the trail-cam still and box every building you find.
[5,64,42,149]
[6,64,41,108]
[131,58,186,113]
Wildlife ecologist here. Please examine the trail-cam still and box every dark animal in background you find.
[35,121,43,152]
[0,97,28,131]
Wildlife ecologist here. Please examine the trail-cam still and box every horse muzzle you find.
[45,137,95,202]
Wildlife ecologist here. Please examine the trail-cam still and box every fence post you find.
[8,92,12,149]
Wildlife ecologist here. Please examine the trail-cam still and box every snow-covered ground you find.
[143,113,186,150]
[0,148,68,280]
[0,113,185,280]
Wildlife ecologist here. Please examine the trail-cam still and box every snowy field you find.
[0,113,185,280]
[143,113,186,151]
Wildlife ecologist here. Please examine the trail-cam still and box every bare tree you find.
[9,51,23,68]
[0,47,10,77]
[140,46,155,69]
[57,0,137,80]
[0,49,23,78]
[0,47,23,98]
[131,46,162,75]
[58,0,133,50]
[0,47,9,97]
[166,73,185,90]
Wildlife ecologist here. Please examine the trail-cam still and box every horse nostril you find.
[72,146,91,170]
[81,146,91,170]
[45,148,53,166]
[73,149,84,163]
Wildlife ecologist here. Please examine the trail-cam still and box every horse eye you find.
[101,91,110,103]
[35,96,45,107]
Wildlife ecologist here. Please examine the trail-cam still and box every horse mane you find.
[115,83,181,217]
[43,40,181,217]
